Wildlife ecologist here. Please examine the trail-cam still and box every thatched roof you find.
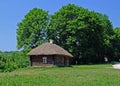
[27,42,73,57]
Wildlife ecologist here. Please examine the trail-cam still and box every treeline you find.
[0,51,29,72]
[17,4,120,64]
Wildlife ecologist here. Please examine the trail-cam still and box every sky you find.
[0,0,120,52]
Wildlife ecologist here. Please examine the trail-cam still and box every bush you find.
[0,51,29,72]
[9,51,29,68]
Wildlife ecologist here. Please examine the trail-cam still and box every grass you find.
[0,64,120,86]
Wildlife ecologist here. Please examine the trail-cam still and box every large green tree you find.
[17,8,49,51]
[48,4,113,64]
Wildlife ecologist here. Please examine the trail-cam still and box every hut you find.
[27,42,73,66]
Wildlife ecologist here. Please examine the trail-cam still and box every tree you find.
[48,4,113,64]
[17,8,49,52]
[48,4,84,63]
[110,28,120,61]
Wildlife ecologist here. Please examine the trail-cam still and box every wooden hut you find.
[27,42,73,66]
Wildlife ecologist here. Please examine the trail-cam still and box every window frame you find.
[43,57,47,64]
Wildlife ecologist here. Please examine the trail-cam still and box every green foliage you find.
[0,52,29,72]
[0,65,120,86]
[110,28,120,61]
[8,51,29,68]
[48,4,113,64]
[0,53,7,71]
[16,4,118,64]
[17,8,49,52]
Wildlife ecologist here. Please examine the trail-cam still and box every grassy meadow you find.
[0,64,120,86]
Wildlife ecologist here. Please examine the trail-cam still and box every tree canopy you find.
[17,8,49,52]
[110,28,120,61]
[48,4,113,64]
[17,4,118,64]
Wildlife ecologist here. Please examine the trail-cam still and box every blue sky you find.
[0,0,120,51]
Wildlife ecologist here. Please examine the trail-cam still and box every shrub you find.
[0,51,29,72]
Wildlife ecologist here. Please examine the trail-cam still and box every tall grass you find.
[0,64,120,86]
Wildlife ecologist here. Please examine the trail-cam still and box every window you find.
[43,57,47,64]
